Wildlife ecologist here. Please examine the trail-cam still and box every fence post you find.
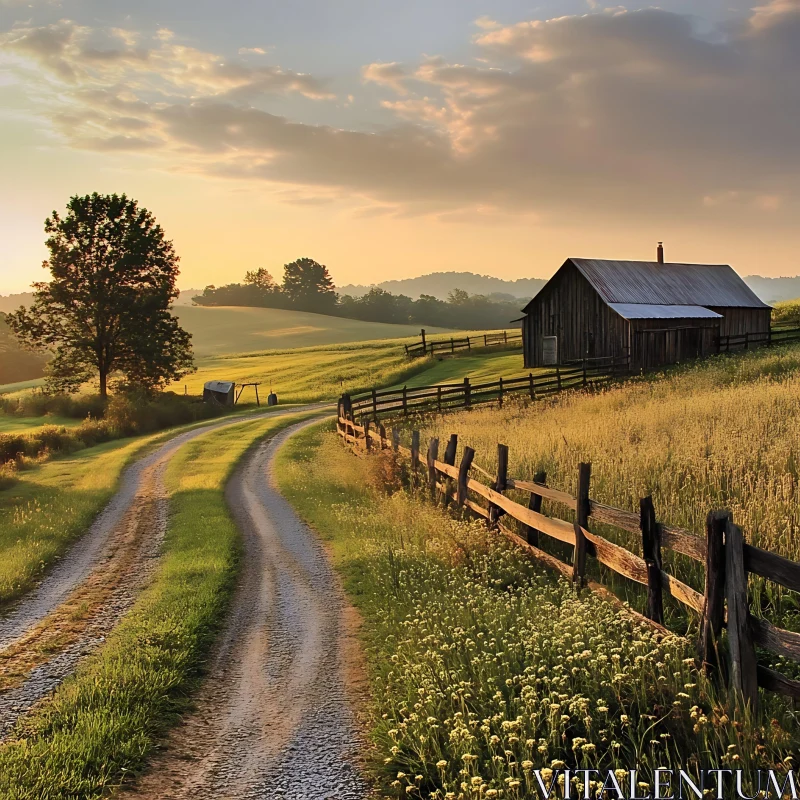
[557,365,562,391]
[582,358,588,387]
[498,377,504,409]
[504,330,508,344]
[640,496,664,625]
[529,373,536,400]
[379,423,387,450]
[451,337,455,353]
[484,333,488,346]
[488,444,509,527]
[699,510,729,669]
[457,447,475,506]
[372,389,378,422]
[342,393,353,419]
[725,520,759,711]
[392,427,400,452]
[402,386,408,417]
[467,338,471,351]
[410,431,420,486]
[572,463,591,585]
[437,386,442,413]
[525,470,547,546]
[420,328,427,354]
[443,434,458,507]
[464,377,471,409]
[427,438,439,502]
[364,420,371,453]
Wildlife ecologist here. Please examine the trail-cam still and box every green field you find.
[0,415,82,434]
[173,305,452,357]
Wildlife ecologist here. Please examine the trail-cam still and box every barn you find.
[521,248,771,372]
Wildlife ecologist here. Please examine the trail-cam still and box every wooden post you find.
[420,328,427,354]
[700,510,729,669]
[556,365,562,391]
[640,496,664,625]
[410,431,420,486]
[464,377,471,409]
[379,423,387,450]
[457,447,475,506]
[363,420,371,452]
[372,389,378,422]
[342,393,353,419]
[255,385,260,406]
[582,358,588,387]
[467,338,471,351]
[529,373,536,400]
[725,520,759,711]
[572,463,591,585]
[504,330,508,344]
[427,438,439,502]
[484,333,488,346]
[437,385,442,412]
[443,434,458,508]
[524,470,547,546]
[488,444,509,527]
[498,377,504,409]
[392,427,400,452]
[402,386,408,416]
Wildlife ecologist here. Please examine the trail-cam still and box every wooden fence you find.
[342,356,630,423]
[336,419,800,709]
[718,326,800,353]
[405,329,523,358]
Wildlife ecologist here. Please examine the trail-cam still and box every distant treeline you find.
[0,312,48,384]
[193,259,524,330]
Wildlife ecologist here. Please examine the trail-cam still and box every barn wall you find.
[522,262,628,367]
[707,307,772,337]
[630,319,719,371]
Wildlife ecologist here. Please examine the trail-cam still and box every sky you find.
[1,0,798,293]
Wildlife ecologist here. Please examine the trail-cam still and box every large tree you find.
[7,193,194,397]
[281,257,336,313]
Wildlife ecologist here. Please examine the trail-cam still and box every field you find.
[0,415,81,434]
[276,423,795,798]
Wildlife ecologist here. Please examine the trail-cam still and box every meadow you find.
[401,345,800,636]
[0,409,318,798]
[276,424,796,799]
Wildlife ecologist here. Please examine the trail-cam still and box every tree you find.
[281,258,336,313]
[244,267,278,292]
[7,193,195,398]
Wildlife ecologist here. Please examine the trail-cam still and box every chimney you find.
[656,242,664,263]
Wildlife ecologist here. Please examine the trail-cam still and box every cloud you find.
[238,46,269,55]
[2,5,800,226]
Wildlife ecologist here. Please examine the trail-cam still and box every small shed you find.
[203,380,235,406]
[521,248,771,372]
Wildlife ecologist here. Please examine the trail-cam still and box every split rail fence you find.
[336,417,800,709]
[342,356,630,423]
[405,329,522,358]
[717,326,800,353]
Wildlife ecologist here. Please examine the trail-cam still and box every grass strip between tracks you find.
[275,423,796,800]
[0,403,303,611]
[0,409,321,800]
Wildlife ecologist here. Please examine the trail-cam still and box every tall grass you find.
[276,425,796,799]
[0,411,317,798]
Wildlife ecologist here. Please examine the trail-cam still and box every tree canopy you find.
[7,193,195,397]
[281,258,336,312]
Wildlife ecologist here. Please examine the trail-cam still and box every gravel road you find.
[0,407,329,739]
[127,417,370,800]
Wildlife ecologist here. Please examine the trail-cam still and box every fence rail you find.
[342,356,630,422]
[405,328,522,358]
[718,326,800,353]
[336,419,800,708]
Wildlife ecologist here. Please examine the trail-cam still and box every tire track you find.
[0,406,329,739]
[126,418,369,800]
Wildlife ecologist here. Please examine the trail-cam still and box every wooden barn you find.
[521,248,771,372]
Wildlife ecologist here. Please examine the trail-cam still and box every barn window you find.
[542,335,558,365]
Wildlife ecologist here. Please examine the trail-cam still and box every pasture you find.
[172,305,452,357]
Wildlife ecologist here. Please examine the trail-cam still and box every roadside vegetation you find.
[276,424,796,799]
[0,410,317,798]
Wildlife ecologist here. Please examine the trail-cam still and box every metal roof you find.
[608,303,723,320]
[204,380,235,393]
[570,259,770,308]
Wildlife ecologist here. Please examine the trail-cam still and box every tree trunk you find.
[99,369,108,398]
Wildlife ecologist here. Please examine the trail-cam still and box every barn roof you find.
[569,259,770,309]
[608,303,723,320]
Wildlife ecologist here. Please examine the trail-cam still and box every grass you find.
[275,424,796,799]
[0,415,82,434]
[399,349,526,389]
[0,409,318,799]
[172,304,453,357]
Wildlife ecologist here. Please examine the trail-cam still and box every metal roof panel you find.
[608,303,723,320]
[570,259,770,308]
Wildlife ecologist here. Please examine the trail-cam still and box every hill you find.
[0,313,48,384]
[338,271,547,300]
[171,305,450,358]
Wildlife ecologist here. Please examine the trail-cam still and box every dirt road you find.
[0,407,329,738]
[127,418,369,800]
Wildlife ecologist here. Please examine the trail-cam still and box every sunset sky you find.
[1,0,798,294]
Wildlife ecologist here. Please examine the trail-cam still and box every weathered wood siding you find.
[630,319,719,371]
[707,307,771,338]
